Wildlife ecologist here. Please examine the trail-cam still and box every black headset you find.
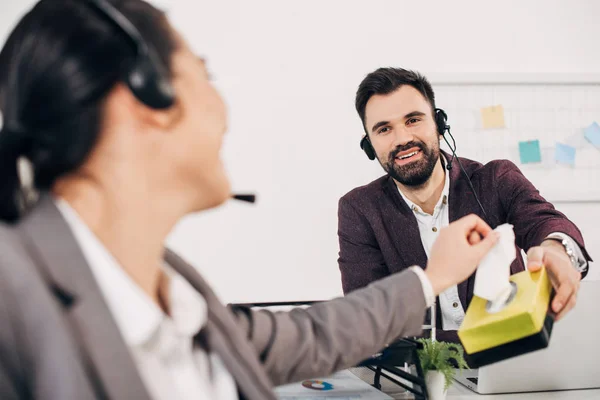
[85,0,257,205]
[359,107,490,220]
[86,0,175,109]
[359,108,449,161]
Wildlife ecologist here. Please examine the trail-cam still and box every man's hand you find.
[527,241,582,321]
[425,214,499,295]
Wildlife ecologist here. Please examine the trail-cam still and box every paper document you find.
[275,370,393,399]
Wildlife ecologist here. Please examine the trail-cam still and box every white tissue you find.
[473,223,516,302]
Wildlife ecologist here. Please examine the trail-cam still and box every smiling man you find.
[337,67,592,342]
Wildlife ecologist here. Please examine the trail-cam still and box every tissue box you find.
[458,267,553,368]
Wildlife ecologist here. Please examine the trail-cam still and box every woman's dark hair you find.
[355,67,436,133]
[0,0,177,222]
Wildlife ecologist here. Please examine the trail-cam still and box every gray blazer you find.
[0,194,426,400]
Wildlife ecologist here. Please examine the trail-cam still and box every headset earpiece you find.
[360,135,377,160]
[126,49,175,109]
[87,0,176,110]
[435,108,449,135]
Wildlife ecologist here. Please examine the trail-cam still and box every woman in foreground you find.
[0,1,497,399]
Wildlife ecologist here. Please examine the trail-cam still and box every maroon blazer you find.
[337,153,592,342]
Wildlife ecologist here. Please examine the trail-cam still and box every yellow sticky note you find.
[481,105,505,129]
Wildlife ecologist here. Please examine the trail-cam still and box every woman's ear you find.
[136,95,182,132]
[109,82,182,132]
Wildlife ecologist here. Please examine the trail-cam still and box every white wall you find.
[1,0,598,303]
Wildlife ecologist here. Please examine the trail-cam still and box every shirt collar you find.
[54,197,207,347]
[397,154,450,216]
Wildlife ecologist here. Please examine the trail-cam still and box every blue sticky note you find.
[518,140,542,164]
[555,143,576,166]
[584,122,600,149]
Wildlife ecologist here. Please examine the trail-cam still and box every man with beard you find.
[337,67,592,342]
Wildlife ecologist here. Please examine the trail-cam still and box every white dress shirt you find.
[398,169,464,330]
[55,198,238,400]
[397,161,588,331]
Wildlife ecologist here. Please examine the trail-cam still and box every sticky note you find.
[555,143,576,166]
[584,122,600,149]
[518,140,542,164]
[481,105,505,129]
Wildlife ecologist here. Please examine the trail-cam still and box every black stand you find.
[358,338,429,399]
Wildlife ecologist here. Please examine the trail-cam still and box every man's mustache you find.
[389,142,426,163]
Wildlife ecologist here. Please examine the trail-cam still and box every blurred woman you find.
[0,0,497,399]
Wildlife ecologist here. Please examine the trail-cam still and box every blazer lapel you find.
[18,195,151,400]
[165,250,277,400]
[382,177,428,271]
[383,177,440,327]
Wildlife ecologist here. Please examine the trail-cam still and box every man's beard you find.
[382,141,440,187]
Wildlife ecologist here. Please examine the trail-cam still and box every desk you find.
[349,367,600,400]
[445,382,600,399]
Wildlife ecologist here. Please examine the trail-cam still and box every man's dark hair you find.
[355,67,436,133]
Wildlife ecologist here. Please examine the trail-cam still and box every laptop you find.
[454,279,600,394]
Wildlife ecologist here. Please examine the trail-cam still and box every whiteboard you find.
[432,75,600,202]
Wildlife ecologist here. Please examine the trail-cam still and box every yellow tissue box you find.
[458,267,553,367]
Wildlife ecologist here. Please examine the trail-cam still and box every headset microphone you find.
[434,108,490,222]
[231,193,256,203]
[441,126,489,221]
[442,130,455,170]
[85,0,256,207]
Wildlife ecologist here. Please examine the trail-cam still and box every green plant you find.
[416,339,469,390]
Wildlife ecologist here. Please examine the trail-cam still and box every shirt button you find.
[453,302,459,308]
[432,227,438,232]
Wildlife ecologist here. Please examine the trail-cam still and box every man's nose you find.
[391,125,415,148]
